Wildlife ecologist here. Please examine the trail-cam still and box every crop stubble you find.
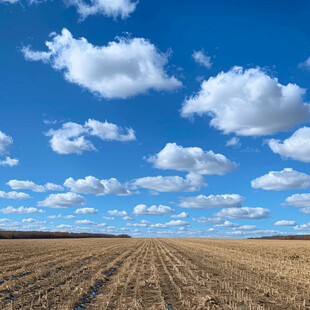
[0,238,310,309]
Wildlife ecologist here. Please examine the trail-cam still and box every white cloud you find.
[234,225,259,231]
[165,220,189,226]
[132,204,175,216]
[64,215,76,219]
[171,212,189,218]
[122,216,133,221]
[192,216,224,224]
[133,173,205,193]
[294,223,310,231]
[108,210,128,217]
[225,137,241,148]
[22,218,45,224]
[7,179,63,192]
[251,168,310,191]
[75,219,97,225]
[181,66,310,136]
[148,143,237,175]
[299,57,310,70]
[64,176,131,196]
[65,0,138,20]
[127,220,150,227]
[282,193,310,212]
[0,206,44,214]
[48,214,62,219]
[22,28,181,99]
[268,127,310,162]
[215,207,270,219]
[0,157,19,167]
[178,194,245,209]
[0,191,31,200]
[57,224,73,229]
[102,216,114,220]
[75,207,98,214]
[46,119,135,155]
[274,220,297,226]
[150,223,167,229]
[192,49,212,68]
[215,220,239,228]
[0,218,10,222]
[38,192,86,208]
[0,131,13,155]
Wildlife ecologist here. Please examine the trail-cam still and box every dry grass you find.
[0,238,309,309]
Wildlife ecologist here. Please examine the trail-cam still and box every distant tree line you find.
[0,230,131,239]
[250,235,310,240]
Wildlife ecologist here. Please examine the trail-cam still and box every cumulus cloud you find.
[133,204,175,216]
[192,216,224,224]
[181,66,310,136]
[294,223,310,231]
[0,131,19,167]
[0,191,31,200]
[127,220,150,227]
[75,207,98,214]
[234,225,259,231]
[22,28,181,99]
[64,176,131,196]
[251,168,310,191]
[192,49,212,68]
[268,127,310,162]
[45,119,135,155]
[0,157,19,167]
[150,223,167,229]
[282,193,310,213]
[178,194,245,209]
[274,220,297,226]
[215,221,239,228]
[0,206,44,214]
[0,131,13,155]
[171,212,189,218]
[65,0,138,20]
[215,207,270,219]
[64,215,76,219]
[133,173,205,193]
[165,220,189,226]
[75,219,97,225]
[148,143,237,175]
[38,192,86,208]
[108,210,128,216]
[7,179,63,192]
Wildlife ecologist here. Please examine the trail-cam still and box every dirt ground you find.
[0,238,310,310]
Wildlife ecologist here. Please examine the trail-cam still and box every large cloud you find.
[215,207,270,219]
[148,143,237,175]
[7,180,63,192]
[133,173,205,193]
[38,192,86,208]
[268,127,310,162]
[133,204,175,216]
[22,28,181,99]
[64,176,131,196]
[251,168,310,191]
[178,194,245,209]
[65,0,138,20]
[181,66,310,136]
[0,191,31,199]
[46,119,135,155]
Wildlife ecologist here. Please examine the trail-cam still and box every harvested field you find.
[0,238,310,310]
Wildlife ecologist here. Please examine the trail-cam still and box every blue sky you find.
[1,0,310,237]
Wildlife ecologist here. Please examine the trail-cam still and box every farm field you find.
[0,238,310,310]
